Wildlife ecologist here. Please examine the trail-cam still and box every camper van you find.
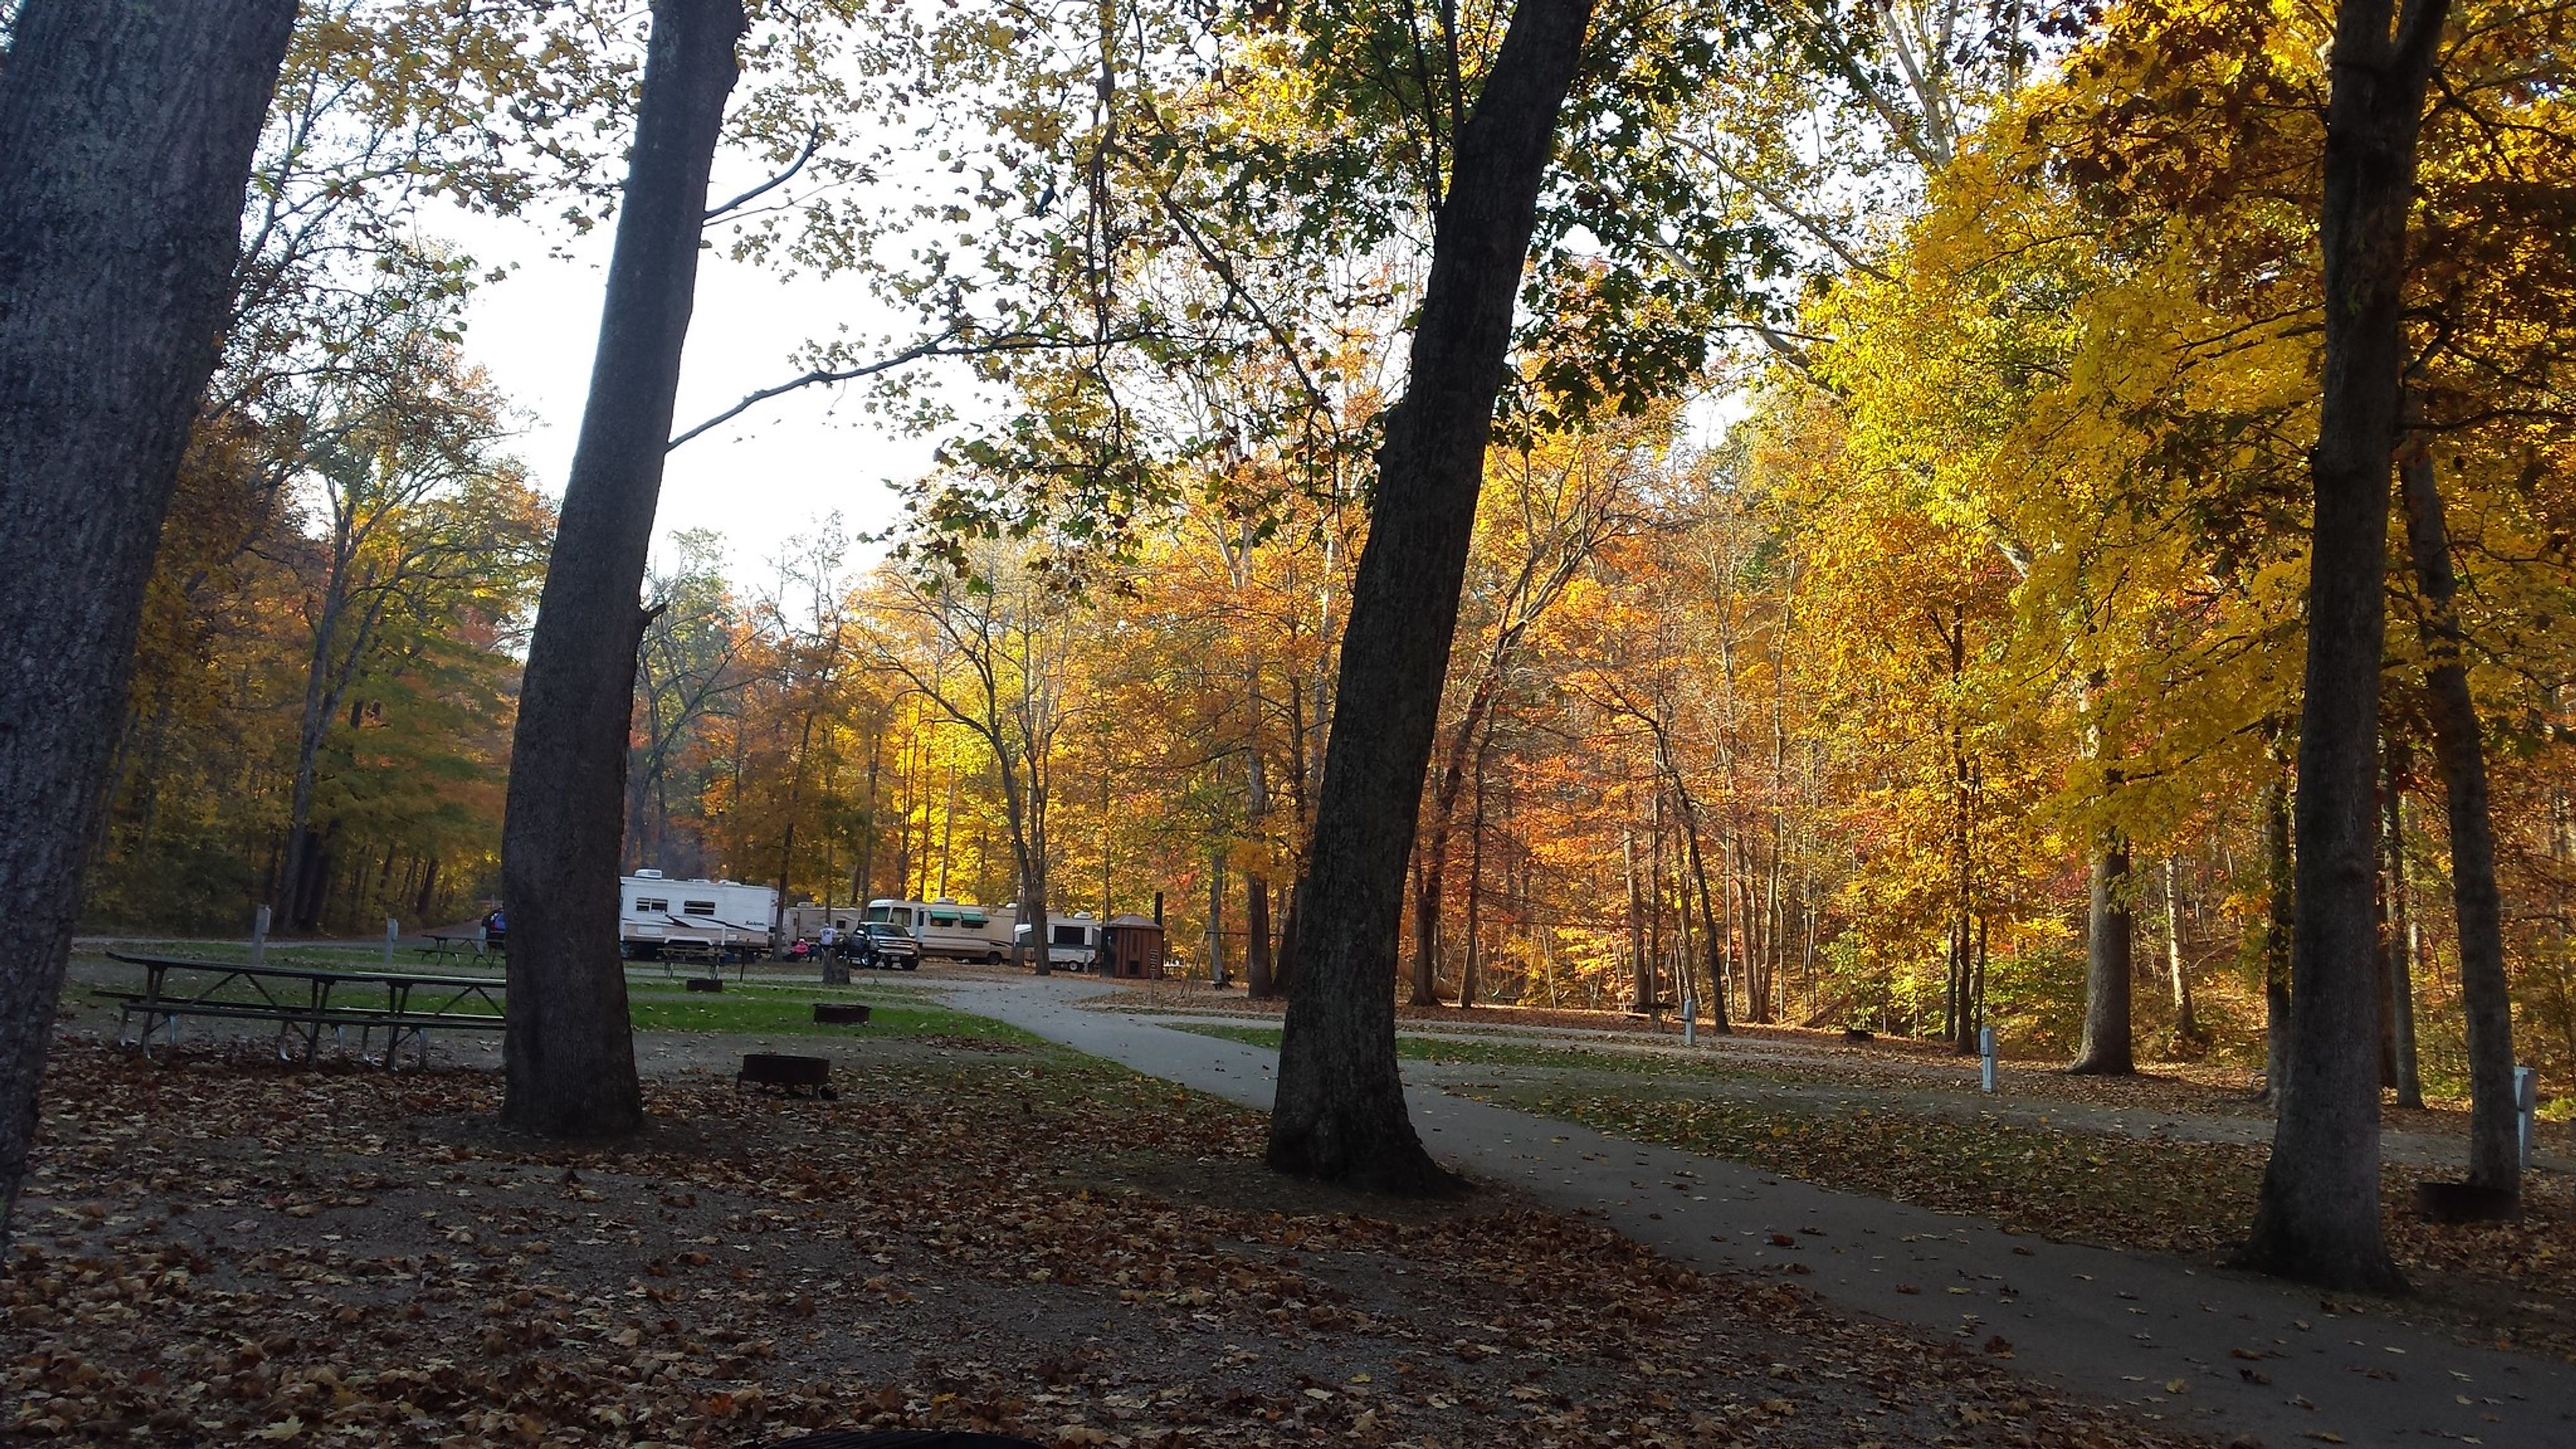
[1014,912,1103,970]
[620,871,777,958]
[860,898,1011,962]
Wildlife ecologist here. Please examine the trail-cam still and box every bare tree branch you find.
[704,124,822,223]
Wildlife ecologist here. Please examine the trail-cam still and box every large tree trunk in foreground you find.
[2238,0,2444,1294]
[2069,835,2134,1074]
[1267,0,1595,1192]
[2399,444,2518,1195]
[0,0,297,1234]
[502,0,745,1138]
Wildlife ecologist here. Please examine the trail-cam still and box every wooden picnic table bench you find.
[98,951,505,1069]
[416,932,503,965]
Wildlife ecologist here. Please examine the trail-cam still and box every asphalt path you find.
[934,972,2576,1449]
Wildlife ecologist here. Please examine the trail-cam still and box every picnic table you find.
[417,931,503,964]
[99,951,505,1069]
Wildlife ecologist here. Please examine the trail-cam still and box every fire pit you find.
[2416,1180,2520,1223]
[684,976,723,993]
[812,1002,871,1025]
[737,1052,835,1098]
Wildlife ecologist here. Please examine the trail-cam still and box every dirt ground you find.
[5,1020,2211,1449]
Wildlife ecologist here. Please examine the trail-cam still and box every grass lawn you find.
[1169,1020,1786,1078]
[624,979,1037,1044]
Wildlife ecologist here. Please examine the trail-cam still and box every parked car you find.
[855,922,922,971]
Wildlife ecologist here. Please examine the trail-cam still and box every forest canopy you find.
[70,0,2576,1117]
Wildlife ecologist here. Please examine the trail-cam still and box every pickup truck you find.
[852,922,922,971]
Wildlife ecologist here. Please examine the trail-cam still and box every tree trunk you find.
[2070,835,2135,1074]
[1269,874,1303,998]
[855,727,881,904]
[1647,792,1666,1004]
[1246,696,1274,991]
[1246,867,1271,989]
[2166,856,2199,1046]
[1267,0,1594,1193]
[0,0,296,1232]
[1412,676,1505,1007]
[1205,847,1226,985]
[1460,742,1489,1010]
[1248,884,1279,996]
[2399,443,2517,1192]
[2239,0,2443,1294]
[1617,822,1644,1014]
[2380,744,2422,1107]
[500,0,745,1139]
[2259,751,2296,1106]
[1663,759,1733,1034]
[1409,851,1446,1006]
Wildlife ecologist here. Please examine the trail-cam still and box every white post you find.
[1980,1026,1998,1093]
[384,918,398,969]
[251,904,271,965]
[1682,991,1697,1047]
[2517,1065,2539,1169]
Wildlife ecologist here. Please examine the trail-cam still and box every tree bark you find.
[1617,822,1644,1014]
[1460,739,1490,1010]
[1268,874,1303,998]
[1246,686,1274,991]
[1409,853,1446,1006]
[500,0,745,1139]
[2165,856,2199,1046]
[2398,443,2517,1192]
[2380,742,2422,1107]
[1205,847,1226,985]
[2258,744,2296,1105]
[2238,0,2444,1293]
[0,0,296,1232]
[1267,0,1594,1193]
[2070,835,2135,1073]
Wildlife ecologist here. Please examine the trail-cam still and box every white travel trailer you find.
[1014,912,1103,970]
[860,898,1011,962]
[620,871,777,957]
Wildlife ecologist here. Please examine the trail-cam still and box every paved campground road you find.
[931,971,2576,1449]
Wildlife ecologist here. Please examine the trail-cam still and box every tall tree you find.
[2069,838,2135,1073]
[865,538,1077,975]
[2398,443,2518,1196]
[2238,0,2449,1292]
[502,0,746,1140]
[1268,0,1597,1192]
[0,0,299,1232]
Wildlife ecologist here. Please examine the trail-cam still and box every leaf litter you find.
[7,1035,2216,1447]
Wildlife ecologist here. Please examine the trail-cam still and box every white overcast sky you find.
[434,198,943,585]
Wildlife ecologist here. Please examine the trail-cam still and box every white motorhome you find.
[621,871,777,957]
[1014,912,1102,969]
[861,898,1010,962]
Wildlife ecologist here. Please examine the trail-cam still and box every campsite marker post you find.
[1979,1027,1997,1093]
[251,905,271,965]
